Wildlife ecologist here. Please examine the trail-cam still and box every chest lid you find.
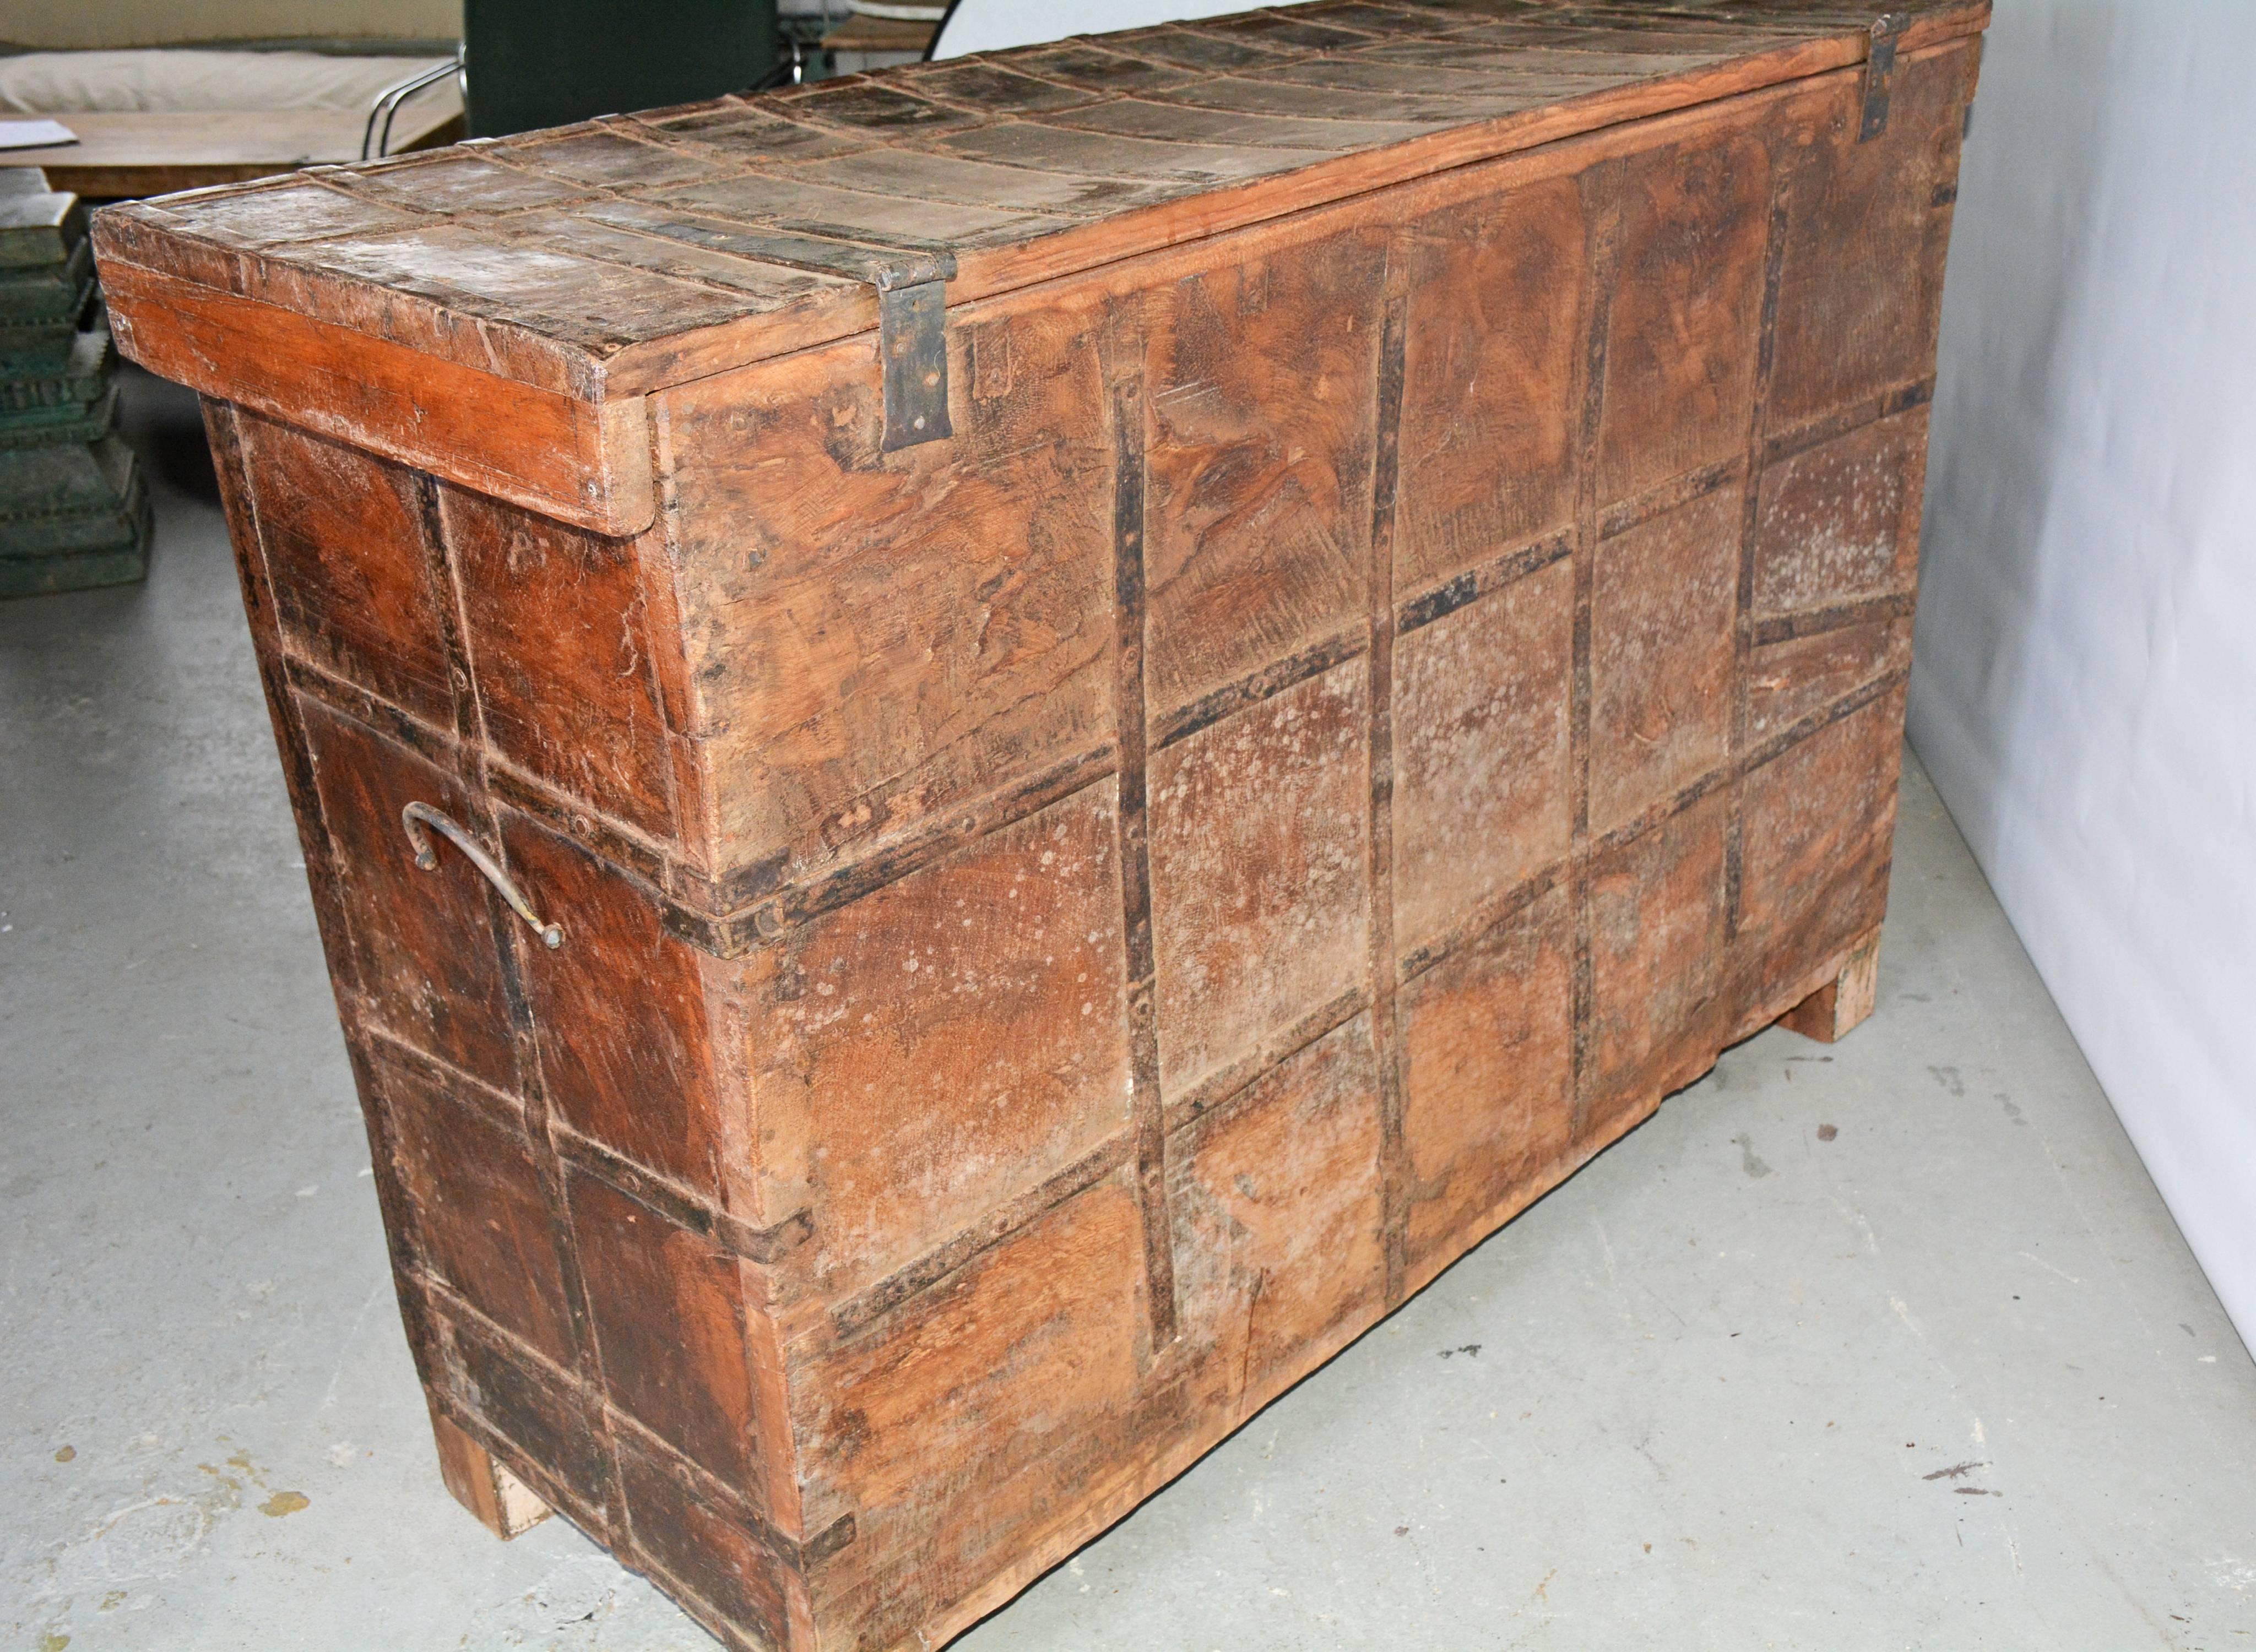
[91,0,1985,532]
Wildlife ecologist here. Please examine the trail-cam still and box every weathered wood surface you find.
[429,1404,554,1540]
[90,2,1979,391]
[112,4,1983,1649]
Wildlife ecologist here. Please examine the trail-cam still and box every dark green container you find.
[0,380,117,449]
[464,0,782,138]
[0,240,94,324]
[0,435,150,598]
[1,325,112,413]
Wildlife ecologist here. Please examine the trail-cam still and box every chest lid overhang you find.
[90,0,1987,534]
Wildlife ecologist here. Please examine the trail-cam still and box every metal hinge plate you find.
[1859,12,1910,142]
[880,279,953,452]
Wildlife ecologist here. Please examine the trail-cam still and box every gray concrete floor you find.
[4,369,2252,1652]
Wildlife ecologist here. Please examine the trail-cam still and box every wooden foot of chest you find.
[429,1403,552,1540]
[1781,930,1884,1045]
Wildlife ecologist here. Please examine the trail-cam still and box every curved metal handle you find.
[361,50,463,161]
[401,802,563,950]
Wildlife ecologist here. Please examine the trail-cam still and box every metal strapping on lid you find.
[879,276,953,451]
[1859,12,1910,142]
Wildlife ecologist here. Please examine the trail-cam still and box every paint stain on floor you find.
[1732,1134,1773,1178]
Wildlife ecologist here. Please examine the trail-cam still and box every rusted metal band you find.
[880,278,953,451]
[1859,12,1910,142]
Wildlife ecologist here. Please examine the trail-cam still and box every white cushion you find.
[0,50,453,115]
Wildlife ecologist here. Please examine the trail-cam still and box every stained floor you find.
[4,370,2252,1651]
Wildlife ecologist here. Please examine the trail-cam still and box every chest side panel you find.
[203,404,815,1645]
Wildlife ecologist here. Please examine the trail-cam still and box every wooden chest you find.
[94,4,1985,1645]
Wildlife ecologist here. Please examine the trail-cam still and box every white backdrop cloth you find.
[1911,1,2256,1348]
[931,0,1253,57]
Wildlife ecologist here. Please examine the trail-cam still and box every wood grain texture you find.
[1395,173,1583,593]
[376,1039,577,1370]
[93,3,1990,403]
[501,814,727,1197]
[750,785,1134,1308]
[235,412,461,731]
[1737,683,1907,1004]
[1143,225,1384,720]
[566,1170,771,1503]
[1392,558,1574,961]
[1397,883,1574,1287]
[95,260,654,535]
[296,701,522,1091]
[1585,791,1732,1142]
[1767,46,1970,426]
[1587,486,1742,838]
[615,1430,800,1650]
[1149,662,1370,1100]
[795,1173,1150,1651]
[1597,124,1770,502]
[1753,406,1929,616]
[654,282,1116,897]
[1780,928,1883,1043]
[1747,613,1915,745]
[139,19,1985,1652]
[429,1405,554,1540]
[440,487,679,843]
[430,1306,619,1534]
[1170,1013,1386,1416]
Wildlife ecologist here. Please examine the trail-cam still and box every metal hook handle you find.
[361,51,463,161]
[401,802,563,949]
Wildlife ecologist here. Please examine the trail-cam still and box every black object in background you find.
[464,0,782,138]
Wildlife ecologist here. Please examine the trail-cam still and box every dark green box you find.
[0,379,118,448]
[0,238,94,324]
[0,178,87,271]
[0,435,150,597]
[465,0,781,138]
[1,325,113,411]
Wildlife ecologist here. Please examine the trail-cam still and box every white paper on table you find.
[0,119,77,151]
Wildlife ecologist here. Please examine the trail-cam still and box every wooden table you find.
[817,13,939,53]
[818,11,937,72]
[9,104,464,200]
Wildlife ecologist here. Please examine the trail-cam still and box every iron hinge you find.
[879,278,953,452]
[1859,12,1910,143]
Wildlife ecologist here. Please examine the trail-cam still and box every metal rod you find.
[400,802,563,949]
[362,53,462,161]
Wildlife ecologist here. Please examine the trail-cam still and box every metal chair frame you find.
[361,47,467,161]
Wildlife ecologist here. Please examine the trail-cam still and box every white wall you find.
[1911,1,2256,1348]
[932,0,1254,58]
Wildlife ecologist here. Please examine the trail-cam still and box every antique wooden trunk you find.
[93,2,1986,1645]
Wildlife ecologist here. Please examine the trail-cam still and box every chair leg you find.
[1780,930,1881,1044]
[428,1401,552,1539]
